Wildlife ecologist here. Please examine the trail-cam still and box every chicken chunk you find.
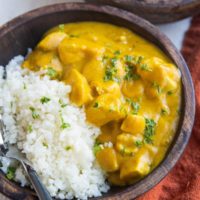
[64,69,93,106]
[121,114,145,135]
[85,93,124,126]
[120,149,151,180]
[96,148,119,172]
[37,32,67,51]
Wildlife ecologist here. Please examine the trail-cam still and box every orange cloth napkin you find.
[137,14,200,200]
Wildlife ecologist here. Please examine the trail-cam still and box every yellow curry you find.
[22,22,181,185]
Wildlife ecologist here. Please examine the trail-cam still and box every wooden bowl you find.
[0,3,195,200]
[86,0,200,24]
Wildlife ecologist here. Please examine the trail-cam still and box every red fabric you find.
[137,14,200,200]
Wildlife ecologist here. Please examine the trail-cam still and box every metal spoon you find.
[0,106,52,200]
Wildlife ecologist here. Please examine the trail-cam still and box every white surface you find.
[0,0,191,50]
[158,18,191,50]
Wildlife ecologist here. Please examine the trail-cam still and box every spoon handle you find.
[21,161,52,200]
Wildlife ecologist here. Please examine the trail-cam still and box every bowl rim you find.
[0,2,195,200]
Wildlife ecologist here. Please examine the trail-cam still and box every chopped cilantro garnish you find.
[135,140,143,147]
[136,56,143,64]
[126,98,140,114]
[65,146,72,151]
[161,108,168,116]
[27,124,33,133]
[60,112,70,129]
[120,146,126,156]
[46,67,57,78]
[120,106,128,115]
[124,65,140,81]
[131,102,140,115]
[104,66,118,82]
[167,90,174,95]
[29,107,39,119]
[40,96,51,104]
[93,102,99,108]
[61,104,67,108]
[125,55,133,63]
[6,166,16,180]
[69,34,79,38]
[42,142,48,148]
[144,118,156,144]
[59,24,65,32]
[93,142,102,155]
[61,122,70,129]
[103,56,121,82]
[140,63,152,71]
[114,50,121,56]
[110,57,118,67]
[59,99,68,108]
[23,83,27,90]
[152,82,162,94]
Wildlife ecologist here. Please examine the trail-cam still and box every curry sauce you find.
[22,22,181,186]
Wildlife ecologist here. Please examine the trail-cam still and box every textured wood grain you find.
[0,2,195,200]
[86,0,200,23]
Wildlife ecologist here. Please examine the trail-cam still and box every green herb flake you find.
[131,102,140,115]
[42,142,48,148]
[136,56,143,64]
[135,140,143,147]
[29,107,40,119]
[46,67,57,78]
[6,166,16,180]
[125,55,133,63]
[126,98,140,115]
[69,34,79,38]
[152,82,162,94]
[23,83,27,90]
[161,108,168,116]
[110,57,118,67]
[103,56,121,82]
[61,104,68,108]
[144,118,156,144]
[65,146,72,151]
[120,146,126,156]
[120,106,128,115]
[104,66,118,82]
[93,142,102,155]
[93,102,99,108]
[0,161,3,168]
[124,65,140,81]
[59,99,68,108]
[140,64,152,71]
[167,90,174,95]
[27,124,33,133]
[59,24,65,32]
[114,50,121,56]
[61,122,70,129]
[60,112,70,129]
[40,96,51,104]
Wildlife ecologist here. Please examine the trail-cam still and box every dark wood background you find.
[86,0,200,23]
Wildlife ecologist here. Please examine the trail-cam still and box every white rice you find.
[0,56,109,199]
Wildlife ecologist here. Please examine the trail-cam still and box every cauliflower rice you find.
[0,56,109,199]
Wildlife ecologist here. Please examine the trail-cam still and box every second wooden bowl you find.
[86,0,200,24]
[0,3,195,200]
